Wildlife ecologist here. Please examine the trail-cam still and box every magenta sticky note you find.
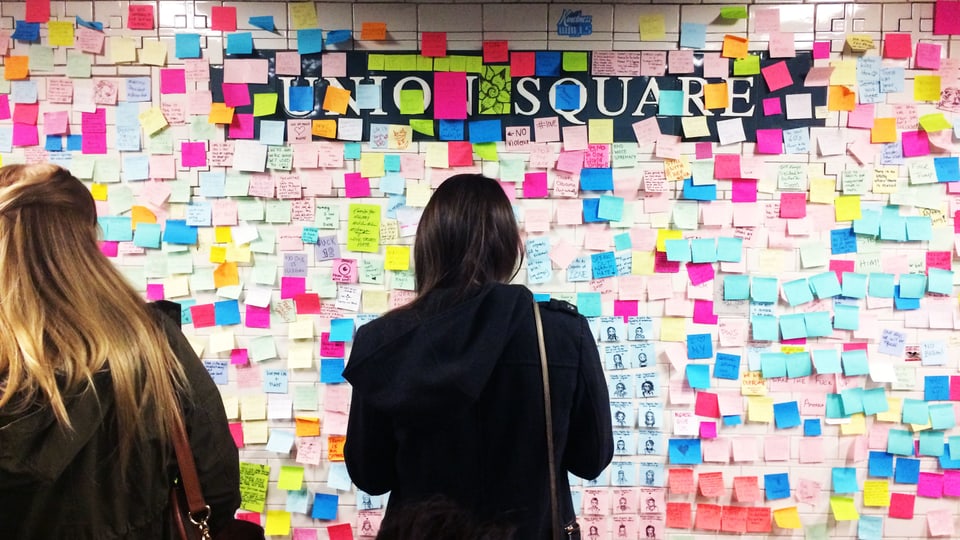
[917,472,944,498]
[762,97,782,116]
[935,0,960,35]
[12,123,38,147]
[280,276,306,299]
[693,299,718,324]
[180,141,207,167]
[160,68,186,94]
[613,300,638,321]
[813,41,831,59]
[222,83,251,107]
[244,305,270,328]
[0,95,11,120]
[901,130,930,157]
[695,142,712,160]
[916,42,942,70]
[522,172,548,198]
[228,113,254,139]
[686,262,715,286]
[944,470,960,496]
[344,172,371,198]
[761,61,793,92]
[755,129,783,154]
[81,108,106,133]
[146,283,165,301]
[714,155,741,179]
[732,179,758,202]
[230,348,250,365]
[99,241,119,257]
[779,192,807,218]
[700,421,718,439]
[433,71,467,120]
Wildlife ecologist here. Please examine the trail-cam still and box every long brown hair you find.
[0,164,186,471]
[405,174,522,309]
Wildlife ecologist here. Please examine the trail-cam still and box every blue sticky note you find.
[841,272,867,298]
[723,415,742,426]
[439,120,464,141]
[779,313,807,340]
[894,456,920,482]
[861,387,889,415]
[312,493,339,520]
[298,29,324,55]
[12,21,40,42]
[681,179,717,201]
[326,29,352,45]
[265,428,294,451]
[580,168,614,191]
[760,352,787,378]
[178,300,197,326]
[774,401,801,429]
[879,212,907,242]
[384,154,401,172]
[133,223,162,248]
[840,388,864,415]
[76,16,103,31]
[714,353,741,380]
[535,51,561,76]
[833,304,859,330]
[249,15,275,32]
[226,32,254,55]
[468,119,502,143]
[664,239,691,262]
[751,315,779,341]
[832,467,858,493]
[263,369,289,394]
[782,278,814,306]
[887,429,915,457]
[951,436,960,461]
[812,349,841,374]
[716,237,742,262]
[690,238,717,263]
[830,227,857,254]
[724,275,750,300]
[214,300,241,326]
[590,252,617,279]
[175,33,201,59]
[804,419,821,437]
[804,312,833,338]
[686,334,713,360]
[858,516,884,540]
[751,277,778,303]
[99,217,133,242]
[356,84,381,110]
[898,274,926,298]
[286,489,310,514]
[905,216,932,241]
[67,134,83,150]
[668,439,702,464]
[162,220,198,245]
[809,271,841,298]
[328,318,355,342]
[841,349,869,376]
[785,352,812,378]
[925,375,950,401]
[868,451,893,477]
[555,84,581,111]
[289,86,314,112]
[764,473,790,500]
[680,22,707,49]
[868,273,895,298]
[919,431,943,457]
[659,90,684,116]
[685,364,710,389]
[44,135,62,151]
[320,358,346,383]
[582,198,606,223]
[893,285,920,310]
[203,360,229,385]
[934,156,960,182]
[576,292,602,317]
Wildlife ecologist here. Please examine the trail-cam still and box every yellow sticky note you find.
[208,103,234,124]
[656,229,683,252]
[209,246,227,264]
[835,195,862,221]
[829,496,859,521]
[48,21,75,47]
[417,55,434,71]
[425,142,449,169]
[264,510,291,536]
[91,183,108,201]
[3,56,29,80]
[277,466,304,491]
[829,59,857,86]
[399,89,425,115]
[312,120,336,138]
[659,317,686,342]
[740,371,767,396]
[845,34,875,51]
[406,182,432,207]
[732,56,761,76]
[772,506,802,529]
[362,290,389,313]
[876,398,902,423]
[704,82,728,110]
[681,116,710,138]
[632,251,655,275]
[863,480,890,507]
[664,158,691,181]
[920,112,952,131]
[639,15,666,41]
[839,412,866,435]
[588,119,614,144]
[225,244,251,263]
[138,107,168,135]
[388,125,413,149]
[138,40,167,67]
[747,396,774,423]
[322,86,351,115]
[809,178,836,204]
[359,152,386,178]
[384,245,411,270]
[253,93,278,117]
[722,35,749,59]
[914,75,941,102]
[109,36,137,64]
[289,3,319,30]
[871,117,897,143]
[214,226,232,244]
[563,52,588,72]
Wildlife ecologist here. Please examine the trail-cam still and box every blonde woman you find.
[0,165,240,539]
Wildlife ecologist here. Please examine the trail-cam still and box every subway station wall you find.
[5,0,960,538]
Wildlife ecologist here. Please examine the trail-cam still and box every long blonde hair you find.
[0,164,186,469]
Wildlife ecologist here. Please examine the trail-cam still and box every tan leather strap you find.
[533,300,561,540]
[171,411,212,538]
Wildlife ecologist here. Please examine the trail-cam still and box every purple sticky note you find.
[755,129,783,154]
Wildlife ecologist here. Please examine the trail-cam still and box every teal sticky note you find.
[929,403,957,430]
[597,195,624,221]
[833,304,860,330]
[858,515,883,540]
[853,208,880,236]
[841,349,869,376]
[716,237,742,262]
[804,311,833,337]
[927,268,954,295]
[905,216,932,240]
[832,467,859,493]
[812,349,841,374]
[690,238,717,263]
[841,272,867,298]
[862,388,889,415]
[760,352,787,378]
[659,90,684,116]
[867,273,895,298]
[664,239,691,262]
[686,364,711,389]
[175,33,201,59]
[329,318,355,342]
[297,28,324,55]
[825,393,846,419]
[887,429,915,455]
[902,399,929,425]
[840,388,864,415]
[576,292,602,316]
[919,431,944,456]
[779,313,807,340]
[949,436,960,460]
[898,274,926,298]
[724,275,750,300]
[810,271,841,298]
[751,277,779,303]
[133,222,162,248]
[613,232,632,252]
[344,142,361,160]
[751,315,779,341]
[226,32,254,55]
[785,352,812,378]
[782,278,814,306]
[879,207,907,241]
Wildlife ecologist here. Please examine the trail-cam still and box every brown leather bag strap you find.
[171,411,213,538]
[533,300,562,540]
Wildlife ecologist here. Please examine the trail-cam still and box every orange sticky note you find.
[312,119,336,138]
[295,416,320,437]
[827,86,856,111]
[4,56,29,80]
[208,103,235,124]
[213,261,239,288]
[327,435,346,461]
[722,35,749,59]
[322,86,351,115]
[361,22,387,41]
[130,206,157,229]
[704,83,729,110]
[871,118,897,143]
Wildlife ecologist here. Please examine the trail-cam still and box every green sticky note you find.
[433,57,450,72]
[499,158,526,182]
[733,55,760,76]
[249,335,278,362]
[347,203,381,253]
[417,55,434,71]
[397,54,418,71]
[265,200,292,224]
[383,55,404,71]
[29,45,55,72]
[367,54,385,71]
[563,52,588,72]
[448,55,467,72]
[191,115,218,140]
[410,119,435,135]
[253,93,278,117]
[239,462,270,513]
[66,50,92,78]
[473,142,498,161]
[465,56,483,73]
[919,113,952,132]
[720,6,749,19]
[399,89,425,115]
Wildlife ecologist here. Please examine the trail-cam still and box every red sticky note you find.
[613,300,638,321]
[761,61,792,92]
[762,97,782,116]
[280,276,306,299]
[236,512,261,525]
[145,283,165,301]
[666,502,693,528]
[245,305,270,328]
[695,392,721,418]
[160,68,186,94]
[483,40,509,63]
[13,103,39,125]
[327,524,354,540]
[228,113,254,139]
[687,262,715,286]
[692,300,717,324]
[755,129,783,154]
[522,172,548,198]
[344,172,371,198]
[883,33,912,58]
[669,468,696,494]
[228,422,244,447]
[714,155,740,179]
[320,333,346,357]
[510,52,535,77]
[731,179,757,202]
[935,1,960,35]
[12,123,38,147]
[812,41,830,59]
[99,241,119,258]
[180,141,207,167]
[222,83,251,107]
[230,349,249,365]
[433,71,467,120]
[695,503,722,531]
[901,130,930,157]
[721,505,748,533]
[779,192,807,218]
[127,4,155,30]
[829,259,855,283]
[25,0,50,23]
[889,493,915,519]
[294,293,322,314]
[746,507,772,532]
[211,6,238,32]
[190,304,216,328]
[926,251,952,271]
[421,32,447,57]
[448,141,474,166]
[950,376,960,401]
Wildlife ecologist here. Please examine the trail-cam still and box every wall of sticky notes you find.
[6,0,960,538]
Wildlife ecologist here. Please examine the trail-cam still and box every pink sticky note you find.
[434,72,467,120]
[145,283,165,301]
[245,305,270,328]
[230,348,249,365]
[613,300,638,321]
[686,262,715,286]
[762,97,782,116]
[813,41,831,59]
[522,172,548,198]
[181,141,207,167]
[99,241,119,257]
[43,111,69,135]
[344,172,371,198]
[228,423,244,447]
[761,61,792,92]
[320,332,346,357]
[901,130,930,157]
[0,95,10,120]
[695,142,712,159]
[80,131,106,154]
[693,300,718,324]
[275,52,302,76]
[755,129,783,154]
[81,108,106,132]
[916,42,942,70]
[847,103,875,129]
[159,68,186,94]
[780,192,807,218]
[280,276,306,299]
[830,259,855,283]
[293,529,319,540]
[222,83,251,107]
[127,4,154,30]
[12,123,38,147]
[228,113,254,139]
[732,179,758,202]
[714,155,741,178]
[943,470,960,496]
[321,52,347,78]
[555,150,584,175]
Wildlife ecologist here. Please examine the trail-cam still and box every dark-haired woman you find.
[343,174,612,540]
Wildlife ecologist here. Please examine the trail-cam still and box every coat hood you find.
[343,284,534,423]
